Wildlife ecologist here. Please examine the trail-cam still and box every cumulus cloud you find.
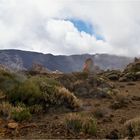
[0,0,140,56]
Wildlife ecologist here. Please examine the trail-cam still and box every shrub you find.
[11,106,31,122]
[39,80,81,110]
[93,108,105,118]
[31,76,61,87]
[0,101,31,122]
[83,116,97,135]
[0,70,25,93]
[0,102,13,119]
[0,90,6,100]
[124,117,140,137]
[73,72,88,80]
[65,113,83,133]
[8,76,61,105]
[1,73,80,111]
[65,113,97,135]
[56,87,81,109]
[9,78,43,105]
[0,71,17,93]
[29,104,43,114]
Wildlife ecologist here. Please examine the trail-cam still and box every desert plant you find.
[93,108,105,118]
[124,117,140,137]
[65,113,83,133]
[29,104,43,114]
[9,78,43,105]
[0,90,6,100]
[73,72,89,80]
[11,106,31,122]
[31,76,61,87]
[65,113,97,135]
[0,101,13,119]
[0,101,31,122]
[40,81,81,110]
[56,87,81,109]
[0,70,25,93]
[83,116,97,135]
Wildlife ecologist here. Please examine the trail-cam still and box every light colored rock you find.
[8,122,18,129]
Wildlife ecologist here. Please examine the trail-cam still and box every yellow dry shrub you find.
[56,86,81,109]
[124,117,140,136]
[0,102,13,118]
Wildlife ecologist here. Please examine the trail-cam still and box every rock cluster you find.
[30,63,50,74]
[120,58,140,81]
[102,58,140,82]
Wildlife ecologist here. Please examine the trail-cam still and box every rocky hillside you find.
[0,60,140,139]
[0,49,132,72]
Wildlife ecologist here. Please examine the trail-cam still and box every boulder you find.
[103,70,121,81]
[8,122,18,129]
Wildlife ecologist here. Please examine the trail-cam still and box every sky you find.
[0,0,140,56]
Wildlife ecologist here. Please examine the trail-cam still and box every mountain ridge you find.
[0,49,133,72]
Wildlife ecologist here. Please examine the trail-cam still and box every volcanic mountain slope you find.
[0,49,132,72]
[0,59,140,139]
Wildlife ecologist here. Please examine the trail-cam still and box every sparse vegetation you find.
[0,58,140,139]
[29,104,43,114]
[93,108,106,118]
[0,71,81,121]
[11,106,31,122]
[0,101,13,119]
[65,113,97,135]
[9,78,42,105]
[56,87,81,109]
[0,101,31,122]
[124,117,140,137]
[65,113,82,133]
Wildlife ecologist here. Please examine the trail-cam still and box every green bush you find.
[0,71,18,93]
[0,102,31,122]
[0,72,80,112]
[9,78,43,105]
[30,76,61,87]
[11,106,31,122]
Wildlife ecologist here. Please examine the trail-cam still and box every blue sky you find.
[69,19,104,41]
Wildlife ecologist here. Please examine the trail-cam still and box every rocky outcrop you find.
[30,63,50,74]
[0,51,25,71]
[83,58,94,73]
[119,58,140,81]
[103,70,121,81]
[101,58,140,82]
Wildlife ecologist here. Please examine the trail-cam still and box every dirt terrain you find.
[0,58,140,139]
[0,80,139,139]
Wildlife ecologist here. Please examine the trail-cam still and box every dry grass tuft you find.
[124,117,140,137]
[56,87,81,109]
[65,113,97,135]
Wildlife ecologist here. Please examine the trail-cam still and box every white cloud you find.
[0,0,140,56]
